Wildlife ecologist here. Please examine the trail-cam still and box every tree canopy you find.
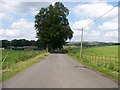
[34,2,73,51]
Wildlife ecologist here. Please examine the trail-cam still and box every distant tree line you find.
[66,42,120,47]
[1,39,119,49]
[1,39,46,49]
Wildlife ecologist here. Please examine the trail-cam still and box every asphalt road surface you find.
[2,54,118,88]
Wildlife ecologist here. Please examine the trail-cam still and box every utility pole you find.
[80,28,83,59]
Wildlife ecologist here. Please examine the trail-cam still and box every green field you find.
[1,50,49,81]
[83,46,118,57]
[2,50,46,69]
[66,45,119,80]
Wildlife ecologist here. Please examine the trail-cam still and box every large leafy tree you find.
[34,2,73,51]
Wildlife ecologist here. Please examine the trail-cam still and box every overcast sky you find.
[0,0,119,42]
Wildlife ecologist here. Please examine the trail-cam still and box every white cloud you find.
[11,19,33,29]
[1,19,36,40]
[15,2,50,16]
[72,19,94,30]
[0,13,13,21]
[71,30,101,42]
[71,2,118,42]
[98,21,118,31]
[9,0,118,2]
[103,31,118,42]
[0,0,18,21]
[1,29,20,36]
[73,2,118,19]
[0,0,50,18]
[104,31,118,38]
[71,18,118,42]
[86,0,106,2]
[0,0,19,14]
[71,29,118,42]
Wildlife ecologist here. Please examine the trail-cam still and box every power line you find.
[79,3,118,59]
[94,4,118,22]
[83,4,118,29]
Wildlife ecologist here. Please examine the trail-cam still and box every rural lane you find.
[2,54,118,88]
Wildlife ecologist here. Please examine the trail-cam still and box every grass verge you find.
[1,52,49,81]
[66,46,119,81]
[67,53,119,80]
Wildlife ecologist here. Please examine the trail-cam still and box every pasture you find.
[66,45,119,79]
[82,46,118,57]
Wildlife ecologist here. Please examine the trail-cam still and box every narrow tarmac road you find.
[3,54,118,88]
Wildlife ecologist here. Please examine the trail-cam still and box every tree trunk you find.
[46,44,48,52]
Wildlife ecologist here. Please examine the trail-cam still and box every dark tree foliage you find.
[36,39,46,49]
[11,39,18,47]
[34,2,73,51]
[10,39,37,47]
[2,39,38,48]
[2,40,10,48]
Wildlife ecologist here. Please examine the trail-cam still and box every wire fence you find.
[67,47,119,72]
[81,54,119,72]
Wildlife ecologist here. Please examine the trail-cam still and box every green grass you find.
[83,46,118,57]
[1,50,49,81]
[2,50,46,69]
[66,46,119,80]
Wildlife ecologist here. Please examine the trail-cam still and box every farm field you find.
[66,45,119,80]
[82,46,118,57]
[1,50,49,81]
